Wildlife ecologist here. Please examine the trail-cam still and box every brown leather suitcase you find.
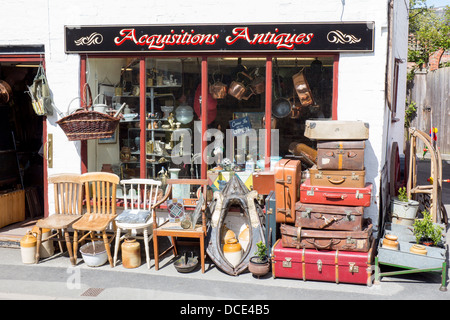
[275,159,301,224]
[280,220,373,252]
[252,171,275,196]
[309,165,365,188]
[295,202,364,231]
[316,141,365,170]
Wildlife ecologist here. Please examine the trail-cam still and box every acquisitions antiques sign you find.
[65,22,374,53]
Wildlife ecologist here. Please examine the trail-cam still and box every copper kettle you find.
[209,73,228,100]
[249,68,265,95]
[228,72,255,101]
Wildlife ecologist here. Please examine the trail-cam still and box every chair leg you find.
[103,230,114,268]
[113,228,122,267]
[153,233,159,271]
[56,230,64,253]
[143,227,151,269]
[171,236,178,256]
[35,228,42,264]
[200,235,205,273]
[73,230,78,265]
[64,228,75,266]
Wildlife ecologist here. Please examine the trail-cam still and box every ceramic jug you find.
[20,231,37,264]
[121,237,141,268]
[223,238,242,267]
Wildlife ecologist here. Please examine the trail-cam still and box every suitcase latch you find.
[283,257,292,268]
[349,262,359,273]
[307,188,314,196]
[344,210,355,221]
[317,259,322,272]
[355,190,363,199]
[351,172,360,181]
[301,208,312,218]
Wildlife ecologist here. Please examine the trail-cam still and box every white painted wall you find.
[0,0,409,232]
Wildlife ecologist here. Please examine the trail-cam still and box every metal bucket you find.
[390,197,420,226]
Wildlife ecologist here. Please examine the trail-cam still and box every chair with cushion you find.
[72,172,120,267]
[113,178,162,269]
[152,178,208,273]
[35,173,83,265]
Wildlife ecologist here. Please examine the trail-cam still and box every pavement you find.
[0,159,449,304]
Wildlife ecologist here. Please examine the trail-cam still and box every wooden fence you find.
[408,67,450,156]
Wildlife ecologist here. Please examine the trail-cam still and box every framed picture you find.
[98,129,117,144]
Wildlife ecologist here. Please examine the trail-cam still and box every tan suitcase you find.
[275,159,301,224]
[309,165,366,188]
[304,120,369,140]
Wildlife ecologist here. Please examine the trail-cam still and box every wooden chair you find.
[72,172,120,267]
[113,178,162,269]
[35,173,83,265]
[152,179,208,273]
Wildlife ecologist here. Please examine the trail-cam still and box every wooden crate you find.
[0,189,25,229]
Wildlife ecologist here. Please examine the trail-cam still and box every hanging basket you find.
[56,84,122,141]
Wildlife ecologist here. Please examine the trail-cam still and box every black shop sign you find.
[65,22,374,53]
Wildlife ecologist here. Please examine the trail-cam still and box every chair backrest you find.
[159,178,209,231]
[48,173,83,215]
[80,172,120,215]
[120,178,162,211]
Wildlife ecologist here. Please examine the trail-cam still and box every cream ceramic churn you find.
[20,231,37,264]
[121,237,141,268]
[32,223,55,258]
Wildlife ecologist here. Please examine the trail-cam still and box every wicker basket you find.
[57,84,122,141]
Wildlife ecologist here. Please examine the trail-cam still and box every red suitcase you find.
[300,179,372,207]
[271,239,374,286]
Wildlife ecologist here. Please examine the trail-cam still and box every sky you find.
[426,0,450,7]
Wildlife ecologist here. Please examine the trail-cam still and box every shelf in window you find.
[146,153,177,158]
[146,128,183,132]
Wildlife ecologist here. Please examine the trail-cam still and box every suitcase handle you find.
[327,177,346,184]
[323,193,347,200]
[306,238,341,249]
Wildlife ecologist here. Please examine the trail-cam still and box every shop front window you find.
[86,55,335,182]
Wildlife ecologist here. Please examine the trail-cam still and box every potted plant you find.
[248,241,270,278]
[390,187,420,226]
[413,210,444,247]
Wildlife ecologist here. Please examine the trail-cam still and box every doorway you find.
[0,59,45,224]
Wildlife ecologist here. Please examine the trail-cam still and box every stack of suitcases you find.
[272,120,375,286]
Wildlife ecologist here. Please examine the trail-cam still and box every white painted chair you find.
[113,178,162,269]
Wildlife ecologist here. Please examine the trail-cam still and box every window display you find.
[85,55,335,183]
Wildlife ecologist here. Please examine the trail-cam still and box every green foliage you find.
[408,0,450,70]
[405,100,417,128]
[254,241,268,261]
[413,210,444,245]
[397,187,409,202]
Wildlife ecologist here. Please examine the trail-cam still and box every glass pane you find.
[207,57,266,174]
[86,57,140,180]
[145,57,200,181]
[272,57,334,159]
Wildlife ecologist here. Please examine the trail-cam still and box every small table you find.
[375,223,447,291]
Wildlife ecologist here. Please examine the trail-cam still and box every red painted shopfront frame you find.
[79,53,339,180]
